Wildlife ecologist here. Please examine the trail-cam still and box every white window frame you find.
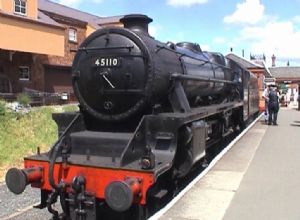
[68,28,77,43]
[14,0,27,16]
[19,66,30,81]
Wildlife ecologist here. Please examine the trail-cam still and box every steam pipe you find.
[171,73,238,85]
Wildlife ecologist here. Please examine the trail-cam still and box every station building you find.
[0,0,122,102]
[268,57,300,106]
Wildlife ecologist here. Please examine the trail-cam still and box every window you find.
[14,0,27,16]
[19,66,30,81]
[69,28,77,42]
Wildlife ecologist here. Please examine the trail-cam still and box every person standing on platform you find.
[268,86,280,125]
[262,85,270,124]
[298,91,300,110]
[294,89,298,106]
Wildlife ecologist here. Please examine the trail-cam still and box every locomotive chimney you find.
[120,14,153,36]
[271,54,276,67]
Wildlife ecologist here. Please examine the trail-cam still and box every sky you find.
[52,0,300,67]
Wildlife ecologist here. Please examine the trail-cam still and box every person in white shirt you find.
[262,85,270,124]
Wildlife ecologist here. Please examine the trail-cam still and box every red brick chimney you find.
[271,54,276,67]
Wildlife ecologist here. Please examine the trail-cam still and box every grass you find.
[0,105,79,181]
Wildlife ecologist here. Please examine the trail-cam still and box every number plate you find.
[95,58,121,67]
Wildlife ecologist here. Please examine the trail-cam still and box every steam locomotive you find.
[5,14,259,220]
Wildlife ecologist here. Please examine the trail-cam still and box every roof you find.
[38,0,99,22]
[261,61,273,78]
[38,0,121,28]
[0,8,63,29]
[226,53,264,69]
[269,67,300,79]
[37,10,62,27]
[226,53,273,78]
[0,0,122,30]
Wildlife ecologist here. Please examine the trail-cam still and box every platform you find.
[154,106,300,220]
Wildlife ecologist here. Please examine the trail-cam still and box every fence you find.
[0,88,77,106]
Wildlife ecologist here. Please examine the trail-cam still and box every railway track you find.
[0,182,63,220]
[0,183,42,220]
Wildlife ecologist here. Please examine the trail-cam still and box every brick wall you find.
[0,50,35,93]
[249,68,266,112]
[46,24,86,66]
[33,19,88,94]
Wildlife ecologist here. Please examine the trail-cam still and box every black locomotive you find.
[6,14,259,220]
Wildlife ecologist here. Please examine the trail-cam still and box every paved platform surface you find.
[158,107,300,220]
